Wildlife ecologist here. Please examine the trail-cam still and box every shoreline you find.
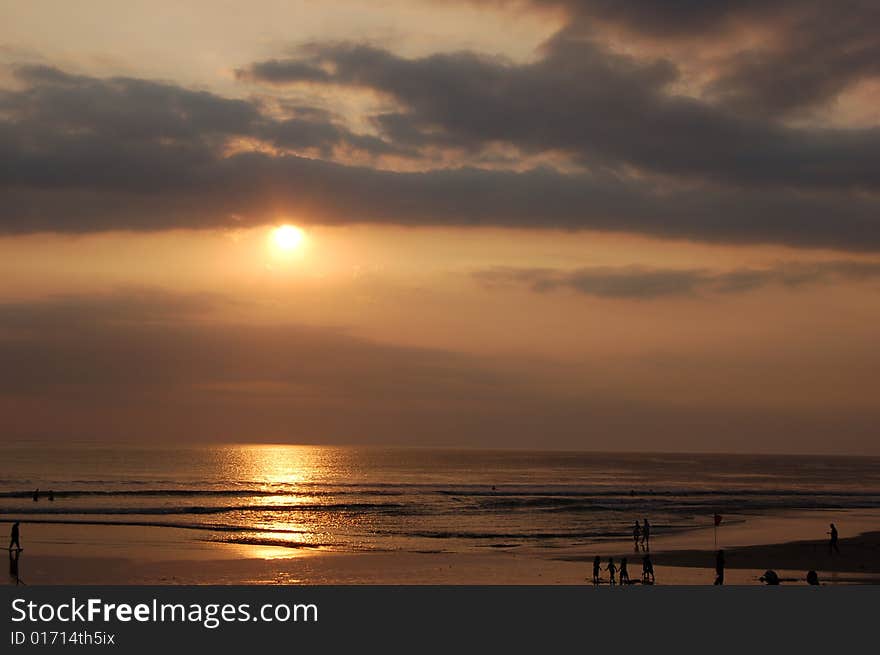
[4,509,879,585]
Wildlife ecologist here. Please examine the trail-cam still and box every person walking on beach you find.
[714,549,725,585]
[8,522,21,551]
[642,553,654,584]
[828,523,840,554]
[606,557,617,586]
[592,555,601,586]
[632,521,641,551]
[641,518,650,551]
[619,557,630,585]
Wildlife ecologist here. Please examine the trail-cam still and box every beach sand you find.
[4,509,880,585]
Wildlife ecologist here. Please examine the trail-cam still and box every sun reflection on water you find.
[208,445,352,558]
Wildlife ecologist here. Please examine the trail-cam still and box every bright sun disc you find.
[272,225,305,251]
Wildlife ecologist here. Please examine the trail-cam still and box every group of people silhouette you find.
[592,553,654,586]
[589,519,841,587]
[588,518,655,586]
[713,522,840,586]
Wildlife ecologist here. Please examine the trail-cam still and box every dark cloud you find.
[264,117,406,156]
[0,65,401,168]
[475,1,880,117]
[3,65,260,141]
[245,58,334,84]
[240,34,880,192]
[3,3,880,251]
[475,261,880,299]
[703,3,880,117]
[2,142,879,249]
[511,1,796,36]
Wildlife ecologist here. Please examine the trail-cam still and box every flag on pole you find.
[714,513,723,527]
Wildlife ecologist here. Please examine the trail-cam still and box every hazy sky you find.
[1,1,879,453]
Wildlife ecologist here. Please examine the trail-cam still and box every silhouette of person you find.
[714,549,725,585]
[641,519,650,551]
[642,554,654,583]
[632,520,641,552]
[48,490,54,502]
[8,521,21,551]
[9,548,23,585]
[606,557,617,586]
[806,570,820,585]
[828,523,840,554]
[759,570,780,585]
[592,555,601,586]
[32,488,39,502]
[619,557,630,585]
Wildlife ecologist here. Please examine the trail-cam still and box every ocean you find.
[2,445,880,554]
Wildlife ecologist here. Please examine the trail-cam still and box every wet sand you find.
[653,531,880,574]
[4,509,880,585]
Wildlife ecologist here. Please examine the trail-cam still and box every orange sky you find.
[1,1,879,453]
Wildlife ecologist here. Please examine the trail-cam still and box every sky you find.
[1,0,879,454]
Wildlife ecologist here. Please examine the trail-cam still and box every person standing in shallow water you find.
[592,555,601,586]
[32,489,39,502]
[641,519,650,551]
[714,549,725,585]
[619,557,630,585]
[828,523,840,554]
[632,521,641,552]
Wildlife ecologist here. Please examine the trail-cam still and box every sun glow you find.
[272,224,305,251]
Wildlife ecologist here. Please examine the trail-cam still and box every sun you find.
[272,224,305,251]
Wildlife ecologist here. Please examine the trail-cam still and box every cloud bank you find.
[2,289,877,452]
[475,261,880,299]
[2,1,879,250]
